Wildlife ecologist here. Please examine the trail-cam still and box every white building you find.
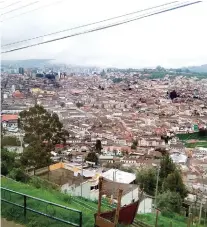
[170,153,188,165]
[102,169,136,184]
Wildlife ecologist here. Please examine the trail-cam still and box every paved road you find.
[1,218,24,227]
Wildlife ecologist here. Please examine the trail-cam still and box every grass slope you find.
[177,133,207,141]
[2,177,200,227]
[137,213,187,227]
[1,177,95,227]
[185,141,207,148]
[1,177,117,227]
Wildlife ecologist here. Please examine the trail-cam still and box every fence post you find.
[24,195,27,219]
[155,210,159,227]
[169,221,172,227]
[79,212,82,227]
[187,213,192,227]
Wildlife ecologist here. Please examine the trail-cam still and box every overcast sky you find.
[1,0,207,68]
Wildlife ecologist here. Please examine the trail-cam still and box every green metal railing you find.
[1,187,82,227]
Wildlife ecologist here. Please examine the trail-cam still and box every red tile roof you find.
[12,90,24,98]
[1,115,18,122]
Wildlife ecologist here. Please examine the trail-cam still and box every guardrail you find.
[1,187,82,227]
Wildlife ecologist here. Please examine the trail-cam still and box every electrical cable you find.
[1,1,39,16]
[1,1,202,54]
[2,1,178,47]
[1,0,67,21]
[0,1,22,10]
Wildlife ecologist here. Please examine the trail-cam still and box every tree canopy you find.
[131,140,138,150]
[19,105,69,168]
[1,148,28,182]
[1,148,17,175]
[95,139,102,154]
[136,168,157,196]
[156,191,182,213]
[19,105,69,145]
[159,154,176,180]
[1,136,21,147]
[162,169,188,199]
[136,154,188,210]
[85,152,98,165]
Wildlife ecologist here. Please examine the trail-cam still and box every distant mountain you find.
[186,64,207,73]
[1,59,53,68]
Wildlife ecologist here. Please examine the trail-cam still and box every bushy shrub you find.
[30,176,59,190]
[8,168,30,183]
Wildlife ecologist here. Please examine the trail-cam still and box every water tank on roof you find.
[3,94,8,99]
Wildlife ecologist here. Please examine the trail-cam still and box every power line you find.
[2,1,178,47]
[1,0,67,21]
[2,1,202,54]
[1,1,39,16]
[2,1,200,53]
[0,1,22,10]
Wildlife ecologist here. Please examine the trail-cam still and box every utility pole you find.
[198,200,203,225]
[81,155,84,197]
[198,175,204,225]
[18,131,23,153]
[155,166,160,210]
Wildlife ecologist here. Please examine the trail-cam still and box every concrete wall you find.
[61,181,99,201]
[121,189,153,214]
[61,177,153,214]
[121,188,139,206]
[49,162,64,171]
[138,197,153,214]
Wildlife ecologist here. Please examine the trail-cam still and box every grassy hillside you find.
[137,213,187,227]
[185,141,207,148]
[1,177,202,227]
[177,132,207,141]
[1,177,100,227]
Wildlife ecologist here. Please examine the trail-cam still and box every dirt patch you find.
[1,218,24,227]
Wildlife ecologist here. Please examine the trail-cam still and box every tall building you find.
[58,71,61,80]
[11,85,15,93]
[19,67,24,75]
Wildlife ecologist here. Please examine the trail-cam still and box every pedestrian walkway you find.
[1,218,24,227]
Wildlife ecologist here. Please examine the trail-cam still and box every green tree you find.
[68,153,73,161]
[136,168,157,196]
[157,191,182,213]
[85,152,98,165]
[1,149,16,175]
[1,136,20,147]
[19,105,69,168]
[76,102,84,108]
[20,141,53,169]
[60,102,65,108]
[95,139,102,154]
[161,135,172,144]
[159,154,176,180]
[162,169,188,199]
[8,168,30,183]
[19,105,68,145]
[131,140,138,150]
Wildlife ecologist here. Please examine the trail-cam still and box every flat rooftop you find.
[102,168,136,184]
[39,168,87,186]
